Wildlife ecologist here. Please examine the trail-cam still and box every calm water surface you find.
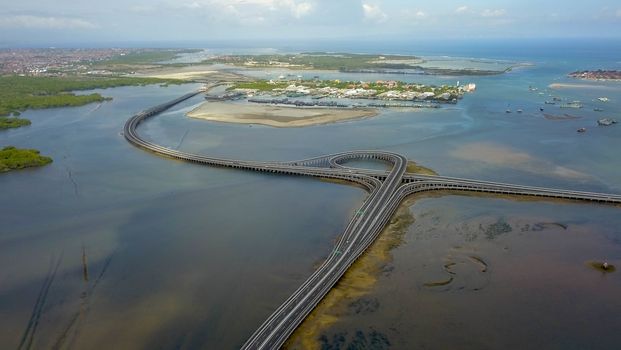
[1,41,621,349]
[319,196,621,350]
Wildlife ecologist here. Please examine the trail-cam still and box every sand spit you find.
[187,102,379,128]
[131,65,250,81]
[549,83,617,90]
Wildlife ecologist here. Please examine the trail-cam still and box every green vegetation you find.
[204,52,421,71]
[0,75,183,117]
[91,49,202,73]
[98,49,200,65]
[230,80,291,91]
[406,161,438,175]
[0,117,31,130]
[0,146,52,172]
[205,52,509,75]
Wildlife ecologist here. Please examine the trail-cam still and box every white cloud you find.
[178,0,313,19]
[414,10,427,18]
[287,1,313,18]
[481,9,506,18]
[0,15,97,29]
[362,3,387,23]
[455,6,469,14]
[183,2,203,9]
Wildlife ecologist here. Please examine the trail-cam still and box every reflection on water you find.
[1,43,621,349]
[319,195,621,350]
[0,84,366,349]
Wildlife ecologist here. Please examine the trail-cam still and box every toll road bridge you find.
[123,90,621,350]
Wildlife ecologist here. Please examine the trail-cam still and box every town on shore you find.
[211,79,477,106]
[569,70,621,81]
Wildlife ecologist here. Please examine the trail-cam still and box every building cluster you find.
[239,80,476,102]
[569,70,621,81]
[0,48,129,75]
[377,90,440,100]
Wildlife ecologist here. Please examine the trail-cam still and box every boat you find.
[594,108,604,112]
[598,118,618,126]
[506,109,512,113]
[545,101,556,105]
[577,128,587,133]
[517,109,523,113]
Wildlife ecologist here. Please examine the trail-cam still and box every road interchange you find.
[124,90,621,350]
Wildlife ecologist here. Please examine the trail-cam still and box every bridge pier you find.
[124,90,621,350]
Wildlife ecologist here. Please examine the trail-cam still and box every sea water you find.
[1,39,620,349]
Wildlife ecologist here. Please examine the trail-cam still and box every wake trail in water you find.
[17,253,63,350]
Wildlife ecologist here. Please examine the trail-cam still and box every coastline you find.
[186,102,379,128]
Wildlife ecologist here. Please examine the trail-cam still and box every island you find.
[0,146,52,172]
[568,70,621,81]
[187,101,378,128]
[0,117,31,130]
[203,52,515,76]
[188,78,476,127]
[188,78,475,127]
[226,79,475,104]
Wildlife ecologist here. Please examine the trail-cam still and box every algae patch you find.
[423,277,454,287]
[284,200,416,350]
[587,261,616,273]
[406,160,438,175]
[469,255,489,273]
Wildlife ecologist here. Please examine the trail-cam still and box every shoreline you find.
[186,101,379,128]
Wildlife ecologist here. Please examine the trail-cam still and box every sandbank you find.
[131,65,248,81]
[187,102,378,128]
[549,83,615,90]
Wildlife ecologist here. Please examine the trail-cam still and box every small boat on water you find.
[545,101,555,105]
[594,108,604,112]
[598,118,618,126]
[517,109,523,113]
[577,127,587,133]
[506,109,512,113]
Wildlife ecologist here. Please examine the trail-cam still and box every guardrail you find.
[124,90,621,350]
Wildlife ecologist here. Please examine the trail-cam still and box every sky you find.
[0,0,620,46]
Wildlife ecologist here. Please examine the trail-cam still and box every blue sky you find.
[1,0,620,45]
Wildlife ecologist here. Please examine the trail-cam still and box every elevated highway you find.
[123,90,621,350]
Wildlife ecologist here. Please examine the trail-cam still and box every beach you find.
[130,64,248,81]
[187,101,379,127]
